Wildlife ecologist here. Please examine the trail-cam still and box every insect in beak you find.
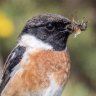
[66,18,88,38]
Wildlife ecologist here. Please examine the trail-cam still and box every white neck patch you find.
[18,34,53,50]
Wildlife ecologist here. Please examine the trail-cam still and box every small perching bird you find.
[0,13,87,96]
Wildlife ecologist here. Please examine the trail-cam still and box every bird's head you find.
[19,13,87,51]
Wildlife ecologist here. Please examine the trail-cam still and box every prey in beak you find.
[66,18,88,38]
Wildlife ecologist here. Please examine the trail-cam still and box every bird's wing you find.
[0,46,26,94]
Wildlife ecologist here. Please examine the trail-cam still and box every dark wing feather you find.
[0,46,26,94]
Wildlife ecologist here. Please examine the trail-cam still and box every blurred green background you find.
[0,0,96,96]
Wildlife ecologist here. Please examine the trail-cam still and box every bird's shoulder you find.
[0,45,26,94]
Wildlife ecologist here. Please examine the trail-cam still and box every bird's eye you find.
[46,23,55,31]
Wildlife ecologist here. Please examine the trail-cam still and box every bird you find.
[0,13,87,96]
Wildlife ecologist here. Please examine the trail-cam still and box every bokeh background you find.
[0,0,96,96]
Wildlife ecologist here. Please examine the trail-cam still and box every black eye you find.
[46,23,55,31]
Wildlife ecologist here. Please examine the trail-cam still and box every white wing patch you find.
[10,64,22,77]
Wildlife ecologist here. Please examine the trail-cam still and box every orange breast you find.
[21,50,71,90]
[1,50,71,96]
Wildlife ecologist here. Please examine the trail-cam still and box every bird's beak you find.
[67,19,88,37]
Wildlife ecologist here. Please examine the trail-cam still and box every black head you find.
[20,13,85,51]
